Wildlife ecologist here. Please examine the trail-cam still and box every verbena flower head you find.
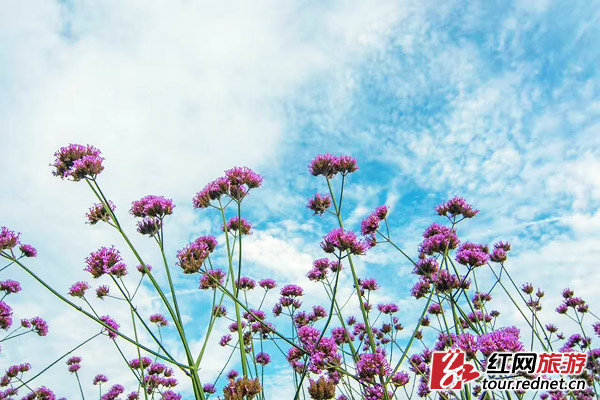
[20,243,37,257]
[237,276,256,290]
[93,374,109,385]
[225,166,263,196]
[490,241,511,263]
[100,315,119,339]
[128,357,152,369]
[222,217,252,235]
[130,195,175,218]
[307,377,336,400]
[377,303,399,314]
[361,206,389,236]
[308,154,359,177]
[455,242,489,267]
[203,384,216,394]
[219,334,232,347]
[413,257,439,276]
[477,326,524,356]
[419,223,459,256]
[195,235,218,252]
[223,377,262,400]
[280,284,303,297]
[136,217,162,236]
[0,226,20,250]
[22,386,56,400]
[85,246,125,279]
[357,351,391,381]
[391,371,410,387]
[321,228,368,255]
[137,264,152,274]
[86,202,115,225]
[259,278,276,290]
[199,269,226,289]
[435,196,478,219]
[0,301,13,330]
[68,281,91,297]
[52,144,104,181]
[0,280,21,295]
[102,384,125,400]
[307,194,332,215]
[255,352,271,365]
[96,285,109,299]
[176,241,210,274]
[29,317,49,336]
[149,314,168,327]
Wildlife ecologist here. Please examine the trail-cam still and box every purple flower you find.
[29,317,49,336]
[280,284,303,297]
[137,217,162,236]
[331,327,354,345]
[177,241,210,274]
[490,241,511,263]
[255,352,271,365]
[213,305,227,317]
[307,258,333,281]
[199,269,226,289]
[20,244,37,257]
[219,334,232,347]
[93,374,108,385]
[413,258,439,276]
[225,166,263,190]
[227,370,239,380]
[0,280,21,295]
[435,197,478,219]
[96,285,109,299]
[455,242,489,267]
[308,154,359,177]
[68,364,81,373]
[22,386,56,400]
[86,202,116,225]
[258,278,276,290]
[419,223,459,256]
[377,303,399,314]
[85,246,125,279]
[130,195,175,218]
[321,228,368,255]
[237,276,256,290]
[52,144,104,181]
[193,177,230,208]
[69,281,91,297]
[128,357,152,369]
[101,384,125,400]
[66,356,81,365]
[0,226,19,250]
[195,236,218,252]
[100,315,119,339]
[391,371,410,387]
[0,301,13,330]
[361,206,389,236]
[360,278,379,291]
[357,351,391,381]
[222,217,252,235]
[593,322,600,337]
[202,384,216,394]
[149,314,168,327]
[477,326,524,356]
[136,264,152,274]
[307,194,332,215]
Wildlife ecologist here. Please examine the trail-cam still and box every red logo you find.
[430,349,481,390]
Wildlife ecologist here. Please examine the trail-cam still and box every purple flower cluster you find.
[308,154,359,177]
[455,242,489,267]
[84,246,127,279]
[222,217,252,235]
[66,356,81,373]
[199,269,226,289]
[193,167,262,208]
[176,237,215,274]
[0,280,21,295]
[51,144,104,181]
[307,194,332,215]
[307,258,340,282]
[149,313,168,327]
[93,374,108,385]
[130,195,175,218]
[321,228,368,256]
[0,226,36,257]
[86,201,116,225]
[356,350,391,382]
[101,384,125,400]
[99,315,119,339]
[68,281,90,298]
[435,196,478,219]
[419,223,459,256]
[477,326,524,356]
[360,205,389,237]
[489,241,511,263]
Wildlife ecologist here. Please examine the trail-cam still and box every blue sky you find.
[1,0,599,398]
